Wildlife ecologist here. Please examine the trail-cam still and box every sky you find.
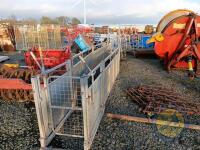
[0,0,200,25]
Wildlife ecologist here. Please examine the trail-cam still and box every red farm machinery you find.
[0,24,93,102]
[148,9,200,78]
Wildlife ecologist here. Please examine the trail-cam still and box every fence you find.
[14,25,64,51]
[31,37,121,150]
[120,34,130,59]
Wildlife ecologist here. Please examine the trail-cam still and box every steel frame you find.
[31,36,121,150]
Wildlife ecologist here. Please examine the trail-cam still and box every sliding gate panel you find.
[47,75,84,137]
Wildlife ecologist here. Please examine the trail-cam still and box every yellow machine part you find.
[4,64,19,68]
[147,32,164,44]
[188,61,193,71]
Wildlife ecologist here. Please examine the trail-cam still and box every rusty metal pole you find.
[107,113,200,131]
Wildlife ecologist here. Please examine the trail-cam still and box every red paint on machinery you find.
[153,10,200,74]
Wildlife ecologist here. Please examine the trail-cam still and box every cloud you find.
[0,0,200,24]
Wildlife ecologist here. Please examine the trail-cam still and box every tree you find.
[8,14,16,21]
[71,17,81,25]
[8,14,17,24]
[56,16,70,25]
[23,18,38,25]
[40,16,54,24]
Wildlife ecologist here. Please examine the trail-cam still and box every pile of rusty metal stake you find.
[0,65,36,83]
[0,66,36,102]
[126,85,200,115]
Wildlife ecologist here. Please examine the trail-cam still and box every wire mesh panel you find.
[54,27,62,48]
[14,25,63,51]
[48,75,84,137]
[14,25,32,50]
[120,35,128,59]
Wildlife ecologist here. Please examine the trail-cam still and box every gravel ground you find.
[92,55,200,150]
[0,102,39,150]
[1,55,200,149]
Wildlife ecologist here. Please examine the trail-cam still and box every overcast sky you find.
[0,0,200,24]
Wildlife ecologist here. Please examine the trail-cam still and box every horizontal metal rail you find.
[50,106,82,111]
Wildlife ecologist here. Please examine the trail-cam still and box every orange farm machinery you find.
[0,65,36,102]
[148,9,200,78]
[62,24,93,44]
[24,47,71,69]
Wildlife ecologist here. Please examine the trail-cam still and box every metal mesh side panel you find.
[48,76,83,137]
[14,25,63,51]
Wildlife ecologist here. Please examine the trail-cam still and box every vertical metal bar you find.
[65,60,72,76]
[24,27,27,50]
[32,75,58,148]
[100,67,106,104]
[118,48,121,74]
[100,61,104,108]
[194,18,199,41]
[31,76,47,148]
[177,17,194,51]
[80,76,89,150]
[44,76,54,131]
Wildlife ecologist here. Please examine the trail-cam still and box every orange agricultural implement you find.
[0,65,35,101]
[148,9,200,78]
[24,47,71,69]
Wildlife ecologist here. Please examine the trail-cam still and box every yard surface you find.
[0,54,200,150]
[92,55,200,150]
